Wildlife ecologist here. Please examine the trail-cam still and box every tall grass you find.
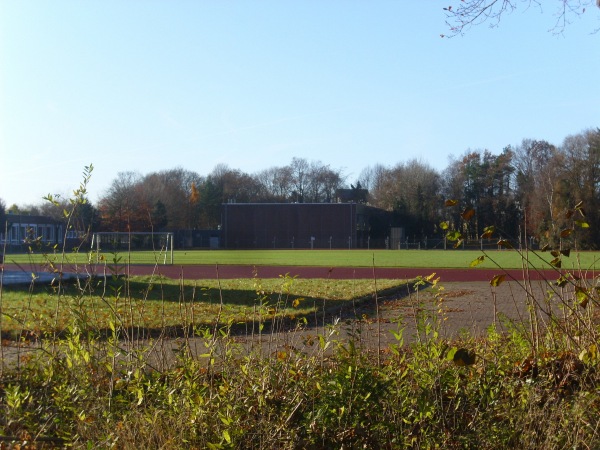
[2,169,600,448]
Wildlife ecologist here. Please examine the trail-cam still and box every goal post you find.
[91,232,174,265]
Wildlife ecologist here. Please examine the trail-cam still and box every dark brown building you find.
[221,203,392,249]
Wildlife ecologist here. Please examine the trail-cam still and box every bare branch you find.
[442,0,599,36]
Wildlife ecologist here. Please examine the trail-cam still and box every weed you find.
[2,171,600,448]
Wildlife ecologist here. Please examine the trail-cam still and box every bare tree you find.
[559,128,600,247]
[289,157,310,203]
[304,161,345,203]
[141,168,204,229]
[358,164,387,206]
[368,160,441,238]
[442,0,600,36]
[209,165,266,203]
[514,139,566,245]
[98,171,148,231]
[255,166,294,201]
[256,160,344,203]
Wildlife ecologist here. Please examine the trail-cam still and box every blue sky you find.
[1,1,599,207]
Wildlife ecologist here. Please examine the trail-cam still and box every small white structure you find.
[1,214,64,246]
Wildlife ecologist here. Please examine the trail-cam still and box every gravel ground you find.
[0,266,577,370]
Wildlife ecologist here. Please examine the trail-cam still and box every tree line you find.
[2,128,599,248]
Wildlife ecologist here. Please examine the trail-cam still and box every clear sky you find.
[1,1,599,208]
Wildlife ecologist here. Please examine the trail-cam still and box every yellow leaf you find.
[576,287,590,308]
[497,239,513,249]
[490,274,506,287]
[425,273,438,282]
[447,230,462,241]
[481,226,495,239]
[470,256,485,267]
[555,276,569,288]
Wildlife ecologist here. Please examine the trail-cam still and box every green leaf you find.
[555,276,569,288]
[446,346,458,361]
[575,220,590,228]
[440,221,449,230]
[446,230,462,241]
[470,255,485,267]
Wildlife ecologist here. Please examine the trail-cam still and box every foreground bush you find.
[3,169,600,448]
[2,274,600,449]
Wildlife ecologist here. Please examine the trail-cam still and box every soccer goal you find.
[91,232,174,265]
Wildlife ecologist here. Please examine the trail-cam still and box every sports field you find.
[5,248,600,270]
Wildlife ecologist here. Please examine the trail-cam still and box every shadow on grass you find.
[0,276,421,342]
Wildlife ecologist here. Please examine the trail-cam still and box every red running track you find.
[1,264,567,283]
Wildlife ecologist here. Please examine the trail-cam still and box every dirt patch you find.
[0,272,569,370]
[192,279,556,365]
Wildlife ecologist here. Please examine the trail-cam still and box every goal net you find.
[91,232,174,265]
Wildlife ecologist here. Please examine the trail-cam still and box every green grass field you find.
[0,275,407,335]
[6,248,600,270]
